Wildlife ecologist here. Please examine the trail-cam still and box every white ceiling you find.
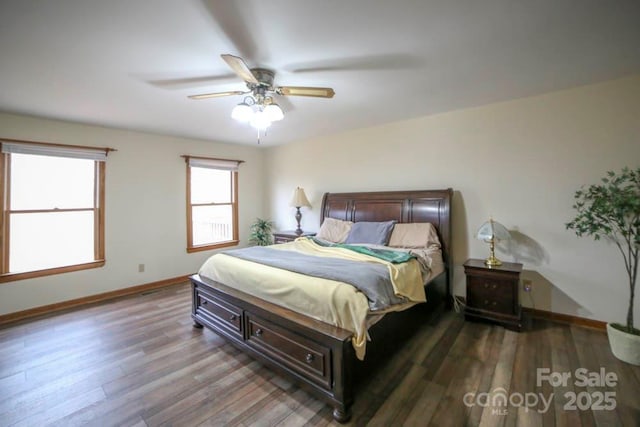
[1,1,639,146]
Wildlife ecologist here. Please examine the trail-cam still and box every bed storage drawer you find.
[245,313,331,389]
[195,288,243,339]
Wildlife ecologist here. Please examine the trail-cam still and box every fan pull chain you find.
[256,127,269,144]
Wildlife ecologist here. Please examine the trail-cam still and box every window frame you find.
[0,139,111,283]
[185,155,242,253]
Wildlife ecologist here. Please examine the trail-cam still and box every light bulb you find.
[231,103,253,122]
[249,110,272,130]
[264,103,284,122]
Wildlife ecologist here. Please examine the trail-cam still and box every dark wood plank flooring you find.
[1,283,638,426]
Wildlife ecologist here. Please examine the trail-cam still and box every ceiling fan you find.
[188,54,336,101]
[188,55,335,139]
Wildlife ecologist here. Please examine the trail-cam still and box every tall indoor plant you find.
[249,218,275,246]
[566,166,639,364]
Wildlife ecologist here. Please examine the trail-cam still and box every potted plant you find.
[249,218,275,246]
[566,166,640,365]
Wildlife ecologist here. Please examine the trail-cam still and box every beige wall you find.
[265,74,640,324]
[2,74,638,323]
[0,113,266,316]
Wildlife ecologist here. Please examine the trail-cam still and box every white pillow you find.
[316,218,353,243]
[388,222,441,249]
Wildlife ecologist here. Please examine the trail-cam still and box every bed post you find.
[331,338,355,422]
[442,188,453,309]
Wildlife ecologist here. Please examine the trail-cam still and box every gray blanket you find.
[223,246,406,311]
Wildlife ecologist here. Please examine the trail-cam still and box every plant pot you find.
[607,323,640,366]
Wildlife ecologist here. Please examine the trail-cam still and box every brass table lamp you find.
[476,218,511,266]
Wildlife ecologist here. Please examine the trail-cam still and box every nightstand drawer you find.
[274,235,294,244]
[463,259,523,331]
[466,276,515,314]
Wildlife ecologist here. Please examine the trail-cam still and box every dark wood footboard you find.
[191,270,449,422]
[191,274,356,421]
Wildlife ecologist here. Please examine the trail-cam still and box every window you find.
[185,156,242,252]
[0,139,111,282]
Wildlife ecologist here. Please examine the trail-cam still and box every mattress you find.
[198,238,443,359]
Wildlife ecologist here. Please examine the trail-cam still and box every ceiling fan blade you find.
[284,54,423,73]
[203,2,258,62]
[221,54,259,84]
[147,73,238,89]
[188,90,245,100]
[277,86,335,98]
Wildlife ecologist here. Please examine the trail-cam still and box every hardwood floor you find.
[0,283,638,426]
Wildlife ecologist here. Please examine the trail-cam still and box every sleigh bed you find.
[190,188,452,422]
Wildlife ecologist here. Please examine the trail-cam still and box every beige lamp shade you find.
[289,187,311,208]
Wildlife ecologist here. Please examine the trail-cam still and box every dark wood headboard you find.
[320,189,453,294]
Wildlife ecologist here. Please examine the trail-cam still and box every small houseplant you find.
[249,218,275,246]
[566,166,639,365]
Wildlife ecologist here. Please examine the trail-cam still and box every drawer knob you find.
[492,284,497,289]
[255,328,263,337]
[305,353,314,363]
[484,283,489,288]
[229,314,237,321]
[492,301,497,306]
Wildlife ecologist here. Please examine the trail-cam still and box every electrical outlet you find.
[138,263,145,273]
[522,279,533,292]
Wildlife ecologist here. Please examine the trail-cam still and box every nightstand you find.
[463,258,523,331]
[273,230,316,244]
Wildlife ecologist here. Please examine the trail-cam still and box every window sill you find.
[0,260,106,283]
[187,240,239,253]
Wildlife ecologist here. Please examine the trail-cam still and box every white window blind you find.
[1,141,109,161]
[187,156,242,171]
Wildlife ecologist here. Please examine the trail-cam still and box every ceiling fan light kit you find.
[189,54,334,142]
[231,95,284,131]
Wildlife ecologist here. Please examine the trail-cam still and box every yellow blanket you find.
[270,238,427,303]
[198,238,428,360]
